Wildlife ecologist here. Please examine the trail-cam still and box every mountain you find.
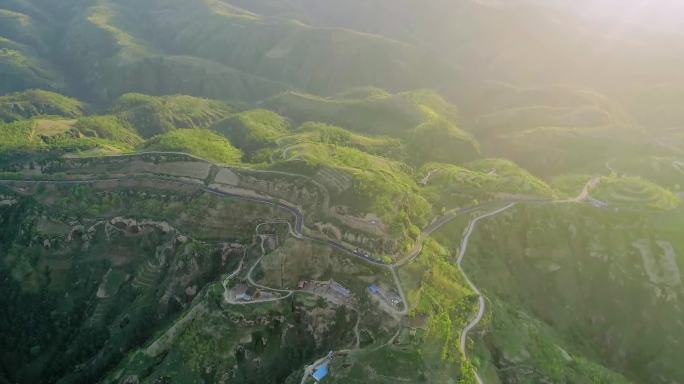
[0,1,683,384]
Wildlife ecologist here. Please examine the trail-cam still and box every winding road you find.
[449,177,601,383]
[0,152,604,384]
[568,176,601,203]
[456,203,516,384]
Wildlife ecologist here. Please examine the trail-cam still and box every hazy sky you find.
[571,0,684,27]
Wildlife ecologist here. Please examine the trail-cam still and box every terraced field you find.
[593,176,680,210]
[131,260,162,290]
[1,1,684,383]
[674,160,684,174]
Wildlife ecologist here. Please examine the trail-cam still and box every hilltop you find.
[1,1,684,384]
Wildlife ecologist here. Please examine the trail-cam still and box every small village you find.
[296,279,354,306]
[367,284,403,309]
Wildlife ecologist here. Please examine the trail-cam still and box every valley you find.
[0,143,666,384]
[1,1,684,383]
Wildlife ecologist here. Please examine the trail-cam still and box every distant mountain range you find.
[1,1,683,384]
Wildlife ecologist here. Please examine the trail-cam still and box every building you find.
[368,284,381,295]
[386,291,402,307]
[329,281,352,298]
[311,362,329,382]
[298,280,308,289]
[234,284,251,301]
[588,197,609,208]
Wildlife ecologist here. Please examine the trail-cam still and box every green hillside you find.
[272,141,430,251]
[0,183,292,383]
[74,115,143,147]
[419,159,556,209]
[1,1,684,383]
[399,238,479,376]
[458,83,651,176]
[141,128,242,164]
[0,46,62,94]
[4,0,447,104]
[593,176,680,211]
[0,117,136,160]
[265,90,439,135]
[287,122,404,159]
[0,89,84,122]
[265,89,480,164]
[116,0,449,95]
[212,109,291,161]
[0,5,63,94]
[111,93,232,138]
[55,1,287,103]
[452,204,684,383]
[0,7,49,49]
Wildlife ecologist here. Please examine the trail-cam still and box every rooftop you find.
[330,281,351,297]
[234,283,249,296]
[312,362,329,382]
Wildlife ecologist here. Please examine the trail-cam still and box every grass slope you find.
[0,89,84,122]
[57,1,287,103]
[0,5,64,94]
[141,128,242,164]
[0,118,135,157]
[212,109,290,161]
[470,83,645,176]
[74,115,143,147]
[266,89,480,164]
[289,122,404,158]
[400,239,478,369]
[461,204,684,383]
[419,159,555,209]
[593,176,680,211]
[274,141,430,251]
[112,93,232,138]
[116,0,448,95]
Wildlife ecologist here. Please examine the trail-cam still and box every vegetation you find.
[551,174,595,198]
[0,6,64,94]
[468,83,652,177]
[265,89,480,164]
[605,156,684,190]
[212,109,290,160]
[593,175,680,210]
[1,1,684,383]
[274,141,430,251]
[0,120,42,152]
[0,89,83,122]
[141,128,242,164]
[282,122,404,159]
[113,0,445,95]
[479,297,632,383]
[0,115,144,159]
[459,203,684,383]
[74,115,143,147]
[401,239,477,363]
[408,119,480,164]
[112,93,232,138]
[264,90,428,134]
[0,188,233,384]
[419,159,555,209]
